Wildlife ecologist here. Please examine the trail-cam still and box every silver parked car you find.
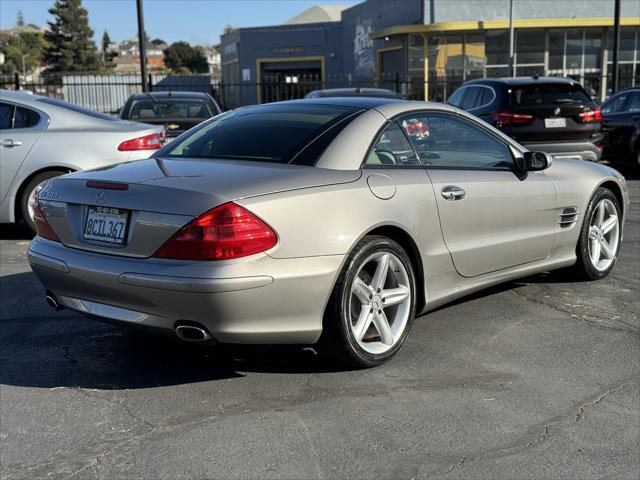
[0,90,164,230]
[28,98,628,367]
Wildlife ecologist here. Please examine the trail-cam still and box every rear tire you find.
[320,235,416,368]
[570,187,621,280]
[20,171,66,231]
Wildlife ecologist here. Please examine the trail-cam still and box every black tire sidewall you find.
[330,236,416,368]
[20,171,65,231]
[577,187,621,280]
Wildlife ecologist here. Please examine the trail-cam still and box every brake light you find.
[117,133,162,151]
[33,196,60,242]
[153,202,277,260]
[491,110,534,126]
[578,106,602,123]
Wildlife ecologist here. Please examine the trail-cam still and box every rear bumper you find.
[28,237,344,344]
[522,140,602,161]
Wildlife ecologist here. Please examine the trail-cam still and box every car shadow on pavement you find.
[0,223,34,240]
[0,272,349,391]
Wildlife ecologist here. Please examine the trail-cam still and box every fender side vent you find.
[558,207,579,229]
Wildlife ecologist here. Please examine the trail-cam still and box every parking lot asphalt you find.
[1,171,638,480]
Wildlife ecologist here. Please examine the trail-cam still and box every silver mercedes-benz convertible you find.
[28,98,629,367]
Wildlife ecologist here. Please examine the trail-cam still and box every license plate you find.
[83,206,129,244]
[544,118,567,128]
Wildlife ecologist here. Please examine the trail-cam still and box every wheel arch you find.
[361,225,426,313]
[597,179,625,218]
[14,166,74,222]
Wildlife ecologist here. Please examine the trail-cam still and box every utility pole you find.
[508,0,515,77]
[611,0,621,94]
[136,0,149,92]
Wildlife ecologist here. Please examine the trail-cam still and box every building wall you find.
[424,0,640,23]
[341,0,422,78]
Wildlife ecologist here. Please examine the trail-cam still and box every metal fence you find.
[2,71,637,114]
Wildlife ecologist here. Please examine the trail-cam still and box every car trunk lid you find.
[38,157,361,257]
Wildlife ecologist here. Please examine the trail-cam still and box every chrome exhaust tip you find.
[175,324,214,343]
[45,292,64,311]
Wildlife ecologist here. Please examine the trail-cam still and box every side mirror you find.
[523,151,552,171]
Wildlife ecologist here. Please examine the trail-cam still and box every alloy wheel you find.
[26,181,47,225]
[348,251,412,355]
[587,198,619,272]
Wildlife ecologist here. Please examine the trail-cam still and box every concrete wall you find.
[424,0,640,23]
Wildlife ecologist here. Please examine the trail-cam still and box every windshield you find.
[510,84,592,106]
[162,103,361,164]
[126,97,213,120]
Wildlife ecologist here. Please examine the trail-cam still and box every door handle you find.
[0,139,23,147]
[441,185,466,201]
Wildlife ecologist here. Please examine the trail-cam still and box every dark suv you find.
[447,77,603,161]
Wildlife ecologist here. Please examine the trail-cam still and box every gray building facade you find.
[220,0,640,107]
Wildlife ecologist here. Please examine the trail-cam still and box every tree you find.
[101,30,111,53]
[0,32,48,76]
[17,10,25,27]
[163,41,209,74]
[44,0,101,74]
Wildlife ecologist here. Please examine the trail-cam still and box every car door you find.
[0,102,45,204]
[602,91,638,157]
[398,111,557,278]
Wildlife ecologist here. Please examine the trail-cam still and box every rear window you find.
[37,97,117,121]
[163,103,362,164]
[125,98,213,120]
[510,83,592,106]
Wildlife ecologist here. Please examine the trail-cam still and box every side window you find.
[447,87,466,108]
[461,87,480,110]
[13,106,41,129]
[601,93,628,114]
[365,122,420,167]
[624,92,640,113]
[479,86,495,107]
[399,113,514,169]
[0,102,13,130]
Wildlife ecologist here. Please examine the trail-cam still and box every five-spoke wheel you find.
[322,235,416,368]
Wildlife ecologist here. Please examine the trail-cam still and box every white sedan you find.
[0,90,163,230]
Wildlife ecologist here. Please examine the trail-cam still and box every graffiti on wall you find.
[354,18,375,77]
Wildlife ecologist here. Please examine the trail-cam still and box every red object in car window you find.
[403,119,430,138]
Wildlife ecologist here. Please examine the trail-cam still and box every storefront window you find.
[607,27,637,62]
[516,29,545,65]
[584,31,602,69]
[408,34,425,99]
[486,30,509,65]
[566,30,583,71]
[548,31,564,70]
[465,33,485,79]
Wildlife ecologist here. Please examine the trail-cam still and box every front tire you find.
[321,235,416,368]
[20,171,66,231]
[571,187,621,280]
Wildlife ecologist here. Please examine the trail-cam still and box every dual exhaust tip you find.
[45,293,214,344]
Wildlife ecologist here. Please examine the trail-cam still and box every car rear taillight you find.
[33,197,60,242]
[153,202,277,261]
[578,106,602,123]
[491,110,534,126]
[117,133,162,151]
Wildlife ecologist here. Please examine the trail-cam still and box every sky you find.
[0,0,357,46]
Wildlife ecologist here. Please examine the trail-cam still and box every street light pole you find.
[136,0,149,92]
[611,0,621,94]
[508,0,515,77]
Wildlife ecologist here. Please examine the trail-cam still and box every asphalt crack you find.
[443,377,637,476]
[511,288,638,334]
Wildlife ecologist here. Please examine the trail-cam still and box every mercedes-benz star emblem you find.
[554,107,561,116]
[96,191,107,204]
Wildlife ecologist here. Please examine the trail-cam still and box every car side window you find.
[602,93,628,114]
[625,92,640,113]
[365,122,420,167]
[461,87,480,110]
[447,88,465,108]
[0,102,13,130]
[13,106,41,129]
[399,113,514,169]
